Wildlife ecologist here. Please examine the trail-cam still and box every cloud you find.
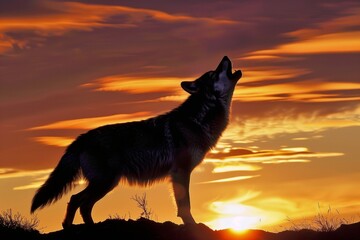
[0,168,86,190]
[245,7,360,57]
[29,111,150,130]
[0,168,51,179]
[235,79,360,102]
[33,136,74,147]
[204,147,343,177]
[223,103,360,144]
[199,146,343,186]
[83,75,190,94]
[251,31,360,55]
[240,67,310,83]
[212,163,261,173]
[199,175,260,184]
[0,1,237,53]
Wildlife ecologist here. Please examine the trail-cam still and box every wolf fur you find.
[31,56,242,228]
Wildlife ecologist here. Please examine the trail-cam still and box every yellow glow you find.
[212,163,262,173]
[209,216,259,231]
[206,198,281,231]
[207,200,262,231]
[281,147,308,152]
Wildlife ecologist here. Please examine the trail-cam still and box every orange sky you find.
[0,0,360,233]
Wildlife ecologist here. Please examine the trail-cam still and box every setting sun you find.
[209,216,259,232]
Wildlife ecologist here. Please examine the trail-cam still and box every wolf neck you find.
[171,94,231,148]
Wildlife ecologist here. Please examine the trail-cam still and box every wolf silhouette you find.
[31,56,242,228]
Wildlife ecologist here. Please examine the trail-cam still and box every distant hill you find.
[1,217,359,240]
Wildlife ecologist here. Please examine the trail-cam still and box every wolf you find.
[31,56,242,228]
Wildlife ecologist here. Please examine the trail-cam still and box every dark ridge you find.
[1,218,359,240]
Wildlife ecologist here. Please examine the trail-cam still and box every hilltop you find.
[1,217,360,240]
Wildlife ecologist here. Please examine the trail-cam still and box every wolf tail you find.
[31,139,83,213]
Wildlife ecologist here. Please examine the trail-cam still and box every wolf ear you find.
[181,81,199,94]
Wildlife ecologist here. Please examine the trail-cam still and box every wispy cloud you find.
[212,163,261,173]
[207,147,344,164]
[0,168,51,190]
[0,168,86,190]
[240,67,310,83]
[29,111,150,130]
[33,136,74,147]
[83,75,190,94]
[0,1,237,53]
[235,80,360,102]
[252,32,360,55]
[221,105,360,143]
[204,147,343,179]
[0,168,52,179]
[0,1,237,30]
[199,175,260,184]
[246,7,360,57]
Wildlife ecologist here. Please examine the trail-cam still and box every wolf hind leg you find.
[62,188,88,228]
[171,169,196,224]
[79,177,119,225]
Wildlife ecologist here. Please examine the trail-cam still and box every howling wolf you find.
[31,56,242,228]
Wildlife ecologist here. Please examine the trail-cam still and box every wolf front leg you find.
[171,169,196,224]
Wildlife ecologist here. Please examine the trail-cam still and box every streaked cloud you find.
[199,175,260,184]
[29,111,150,130]
[0,1,237,31]
[0,1,237,53]
[247,7,360,57]
[212,163,261,173]
[83,75,190,94]
[240,67,310,83]
[219,104,360,145]
[0,168,51,180]
[13,181,45,191]
[234,80,360,102]
[252,32,360,55]
[206,147,344,164]
[204,147,343,178]
[33,136,74,147]
[0,168,87,190]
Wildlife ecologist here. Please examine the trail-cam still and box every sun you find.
[208,215,259,233]
[207,201,262,232]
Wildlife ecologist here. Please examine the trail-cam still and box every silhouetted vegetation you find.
[283,204,355,232]
[131,193,153,220]
[1,208,359,240]
[0,209,40,240]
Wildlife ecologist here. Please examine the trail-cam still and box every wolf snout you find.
[232,69,242,81]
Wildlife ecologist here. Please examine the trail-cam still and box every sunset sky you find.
[1,0,360,233]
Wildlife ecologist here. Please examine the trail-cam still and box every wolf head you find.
[181,56,242,100]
